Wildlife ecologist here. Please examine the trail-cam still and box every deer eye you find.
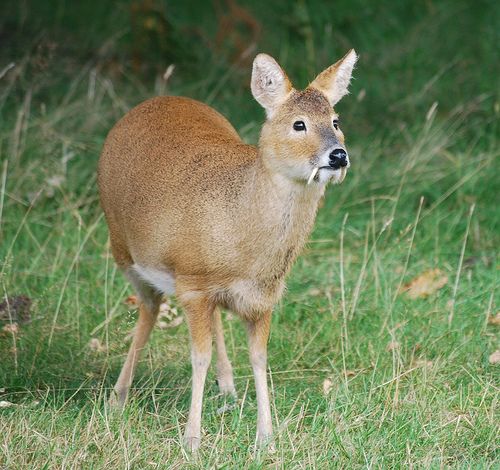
[333,119,340,130]
[293,121,306,131]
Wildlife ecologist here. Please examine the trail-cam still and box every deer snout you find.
[329,148,349,170]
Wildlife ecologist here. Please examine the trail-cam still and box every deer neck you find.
[245,152,326,261]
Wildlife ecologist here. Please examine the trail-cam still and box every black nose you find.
[329,148,349,170]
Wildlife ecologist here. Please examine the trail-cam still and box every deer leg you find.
[109,268,161,408]
[213,307,236,396]
[109,298,160,408]
[181,293,214,452]
[247,310,273,446]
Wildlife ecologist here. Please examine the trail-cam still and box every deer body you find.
[98,50,357,451]
[100,96,322,317]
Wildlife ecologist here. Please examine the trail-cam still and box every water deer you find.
[98,49,357,451]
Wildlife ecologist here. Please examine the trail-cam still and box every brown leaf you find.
[487,312,500,326]
[2,323,19,334]
[488,350,500,365]
[402,269,448,299]
[158,301,179,321]
[124,295,138,306]
[157,316,184,329]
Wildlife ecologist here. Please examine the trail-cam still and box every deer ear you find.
[251,54,292,118]
[309,49,357,106]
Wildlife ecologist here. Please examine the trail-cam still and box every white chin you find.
[320,167,347,185]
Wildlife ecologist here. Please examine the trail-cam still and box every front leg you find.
[181,292,215,452]
[247,310,273,446]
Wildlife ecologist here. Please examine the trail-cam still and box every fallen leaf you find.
[322,378,333,395]
[386,341,400,352]
[488,350,500,365]
[2,323,19,334]
[158,302,169,313]
[487,312,500,326]
[88,338,106,353]
[0,400,14,408]
[157,316,184,329]
[402,269,448,299]
[124,295,138,306]
[158,301,179,321]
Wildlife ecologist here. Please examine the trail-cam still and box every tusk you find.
[338,167,347,183]
[307,167,319,185]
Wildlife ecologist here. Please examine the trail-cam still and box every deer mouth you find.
[307,166,347,185]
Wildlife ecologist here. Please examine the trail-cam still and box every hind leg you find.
[109,268,161,408]
[213,307,236,396]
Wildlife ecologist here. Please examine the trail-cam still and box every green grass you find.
[0,0,499,468]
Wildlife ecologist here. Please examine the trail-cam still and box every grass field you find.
[1,0,499,468]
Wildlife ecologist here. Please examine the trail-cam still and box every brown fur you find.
[99,95,327,318]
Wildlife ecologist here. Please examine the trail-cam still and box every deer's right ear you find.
[251,54,292,118]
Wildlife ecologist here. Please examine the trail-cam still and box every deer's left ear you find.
[309,49,358,106]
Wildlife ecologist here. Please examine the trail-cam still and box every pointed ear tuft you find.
[309,49,358,106]
[251,54,292,118]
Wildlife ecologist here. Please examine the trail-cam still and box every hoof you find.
[183,435,201,452]
[108,389,126,410]
[256,434,275,453]
[219,385,237,397]
[215,377,237,397]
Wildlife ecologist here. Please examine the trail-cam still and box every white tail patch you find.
[131,264,176,295]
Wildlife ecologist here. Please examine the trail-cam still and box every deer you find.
[98,49,357,451]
